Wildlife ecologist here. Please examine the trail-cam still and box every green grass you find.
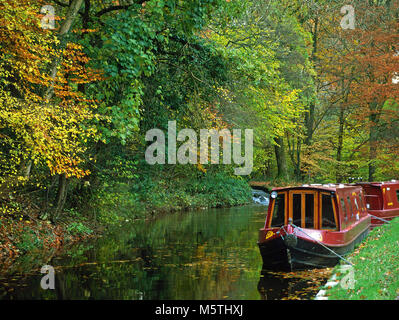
[326,218,399,300]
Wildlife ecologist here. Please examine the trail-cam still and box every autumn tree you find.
[339,0,399,181]
[0,0,101,219]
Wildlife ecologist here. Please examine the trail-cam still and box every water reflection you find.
[0,205,330,300]
[258,269,332,300]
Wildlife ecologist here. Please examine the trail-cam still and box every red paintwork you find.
[355,181,399,227]
[258,184,371,248]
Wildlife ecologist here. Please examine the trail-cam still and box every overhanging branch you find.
[95,1,147,17]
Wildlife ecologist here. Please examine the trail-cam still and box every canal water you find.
[0,205,331,300]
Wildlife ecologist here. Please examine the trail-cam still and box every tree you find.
[0,0,100,219]
[340,0,399,181]
[208,0,313,181]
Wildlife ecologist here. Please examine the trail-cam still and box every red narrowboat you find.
[258,184,371,271]
[355,180,399,228]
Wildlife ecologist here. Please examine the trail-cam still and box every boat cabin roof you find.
[354,180,399,188]
[272,184,362,194]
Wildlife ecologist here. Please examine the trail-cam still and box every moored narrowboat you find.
[258,184,370,271]
[355,180,399,228]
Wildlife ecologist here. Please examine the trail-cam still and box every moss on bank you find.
[325,218,399,300]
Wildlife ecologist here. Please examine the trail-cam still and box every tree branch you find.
[53,0,69,7]
[44,0,85,101]
[95,5,131,17]
[95,1,147,17]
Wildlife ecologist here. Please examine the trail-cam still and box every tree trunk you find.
[20,159,32,179]
[336,106,345,183]
[286,133,301,181]
[295,136,301,181]
[305,101,315,146]
[78,0,91,93]
[45,0,85,100]
[53,174,69,222]
[304,16,319,146]
[274,136,289,181]
[44,0,83,222]
[265,153,272,179]
[368,116,378,182]
[368,102,379,182]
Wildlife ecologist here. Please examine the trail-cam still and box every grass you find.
[326,217,399,300]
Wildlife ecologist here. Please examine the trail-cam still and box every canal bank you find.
[318,217,399,300]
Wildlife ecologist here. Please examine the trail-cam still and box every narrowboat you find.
[355,180,399,228]
[258,184,371,271]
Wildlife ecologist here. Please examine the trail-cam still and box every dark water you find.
[0,205,330,300]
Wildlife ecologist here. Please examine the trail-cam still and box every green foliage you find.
[85,6,156,144]
[67,222,93,236]
[15,227,43,253]
[82,0,227,146]
[91,163,252,224]
[64,207,82,218]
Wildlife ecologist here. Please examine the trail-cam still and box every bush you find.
[15,227,43,253]
[90,170,252,223]
[67,222,93,236]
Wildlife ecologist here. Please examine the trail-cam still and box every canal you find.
[0,205,331,300]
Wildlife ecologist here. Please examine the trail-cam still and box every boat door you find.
[288,190,318,229]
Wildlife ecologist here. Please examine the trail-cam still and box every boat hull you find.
[258,227,369,271]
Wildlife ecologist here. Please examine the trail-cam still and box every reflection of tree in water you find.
[258,269,331,300]
[0,206,268,300]
[257,272,309,300]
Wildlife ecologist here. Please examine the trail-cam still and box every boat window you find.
[340,198,347,220]
[347,196,353,217]
[270,193,285,227]
[396,190,399,204]
[321,194,337,230]
[292,194,302,225]
[305,194,315,228]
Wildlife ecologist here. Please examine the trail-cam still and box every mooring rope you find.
[277,225,288,239]
[367,214,391,224]
[290,223,354,266]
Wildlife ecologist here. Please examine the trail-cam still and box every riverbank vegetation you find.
[325,218,399,300]
[1,1,399,266]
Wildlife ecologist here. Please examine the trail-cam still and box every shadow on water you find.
[257,269,332,300]
[0,203,331,300]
